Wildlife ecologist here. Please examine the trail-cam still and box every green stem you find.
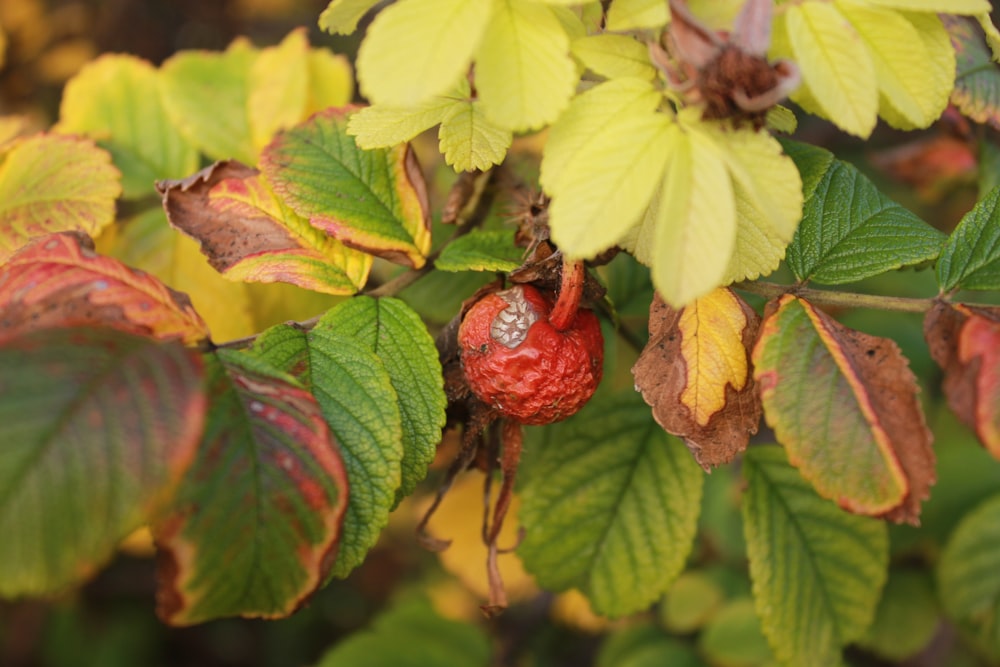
[734,280,937,314]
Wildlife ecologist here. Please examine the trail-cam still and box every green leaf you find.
[250,319,403,579]
[858,569,939,661]
[318,0,382,35]
[939,493,1000,655]
[742,446,889,667]
[0,134,120,262]
[355,0,494,107]
[438,99,513,171]
[57,54,199,199]
[660,571,726,634]
[597,625,704,667]
[785,151,945,284]
[518,391,704,617]
[0,328,204,597]
[571,34,656,81]
[475,0,578,132]
[777,138,835,203]
[159,39,258,164]
[315,296,445,504]
[698,598,773,667]
[315,597,491,666]
[434,229,522,272]
[937,185,1000,291]
[261,107,431,268]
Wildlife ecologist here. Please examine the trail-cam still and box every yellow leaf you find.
[977,13,1000,62]
[248,29,310,151]
[475,0,578,132]
[438,99,513,171]
[550,589,612,633]
[318,0,382,35]
[836,2,951,130]
[571,33,657,81]
[419,470,537,603]
[305,49,354,116]
[348,96,458,149]
[541,76,662,195]
[548,109,674,259]
[687,0,745,30]
[606,0,669,30]
[785,2,878,138]
[678,288,752,426]
[0,116,27,150]
[863,0,988,11]
[356,0,494,106]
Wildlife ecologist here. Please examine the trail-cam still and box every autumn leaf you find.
[158,160,372,295]
[0,232,209,345]
[925,301,1000,459]
[752,294,935,524]
[154,350,348,625]
[632,288,761,469]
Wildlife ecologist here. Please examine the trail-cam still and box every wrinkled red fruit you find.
[458,284,603,425]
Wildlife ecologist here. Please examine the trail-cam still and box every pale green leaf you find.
[541,76,662,195]
[881,12,953,130]
[698,599,774,667]
[605,0,669,31]
[475,0,578,132]
[937,184,1000,291]
[348,98,455,149]
[318,0,382,35]
[518,391,704,617]
[571,34,656,81]
[548,108,673,259]
[434,229,522,272]
[836,2,951,130]
[938,493,1000,655]
[57,54,199,199]
[863,0,988,11]
[438,100,513,171]
[356,0,494,106]
[784,2,878,138]
[742,446,889,667]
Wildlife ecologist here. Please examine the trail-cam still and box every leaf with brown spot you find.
[753,295,935,524]
[153,349,348,625]
[158,161,372,295]
[0,232,209,345]
[925,301,1000,458]
[632,288,761,469]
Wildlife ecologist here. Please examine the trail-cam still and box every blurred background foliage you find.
[3,1,1000,666]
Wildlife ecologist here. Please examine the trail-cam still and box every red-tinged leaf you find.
[0,328,205,596]
[260,107,431,268]
[946,15,1000,130]
[154,350,348,625]
[0,133,120,261]
[752,294,935,524]
[632,288,762,469]
[0,232,209,345]
[925,301,1000,457]
[158,161,372,295]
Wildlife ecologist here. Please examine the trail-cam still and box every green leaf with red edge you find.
[0,232,209,345]
[261,107,432,269]
[751,294,935,524]
[158,160,372,295]
[946,15,1000,130]
[0,328,205,597]
[0,134,120,262]
[57,54,200,199]
[250,316,403,579]
[316,296,445,504]
[742,445,889,667]
[937,185,1000,292]
[153,349,348,626]
[925,302,1000,458]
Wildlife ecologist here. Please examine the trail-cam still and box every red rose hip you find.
[458,283,603,425]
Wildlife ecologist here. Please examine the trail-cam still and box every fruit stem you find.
[482,420,524,617]
[549,257,585,331]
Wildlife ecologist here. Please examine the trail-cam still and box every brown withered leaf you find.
[925,300,1000,458]
[632,288,761,469]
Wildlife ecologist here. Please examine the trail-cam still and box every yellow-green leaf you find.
[356,0,494,107]
[977,13,1000,62]
[605,0,669,31]
[305,49,354,117]
[438,99,513,171]
[318,0,382,35]
[57,54,199,199]
[0,134,120,262]
[475,0,578,132]
[836,2,951,130]
[541,76,662,196]
[784,2,878,138]
[248,29,310,152]
[571,33,657,80]
[863,0,988,11]
[548,108,674,259]
[347,98,455,149]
